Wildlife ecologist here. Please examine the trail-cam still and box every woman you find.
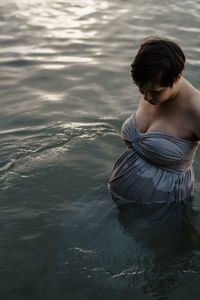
[108,38,200,207]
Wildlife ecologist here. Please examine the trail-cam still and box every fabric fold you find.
[109,113,198,206]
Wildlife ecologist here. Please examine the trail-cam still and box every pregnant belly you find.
[109,150,194,205]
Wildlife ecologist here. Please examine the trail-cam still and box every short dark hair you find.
[131,37,185,88]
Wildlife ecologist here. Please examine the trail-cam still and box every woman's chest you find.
[135,102,195,141]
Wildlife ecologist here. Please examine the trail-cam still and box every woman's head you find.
[131,37,185,90]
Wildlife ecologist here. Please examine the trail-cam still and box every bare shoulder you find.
[189,92,200,115]
[188,91,200,141]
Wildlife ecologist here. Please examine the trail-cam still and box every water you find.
[1,0,200,299]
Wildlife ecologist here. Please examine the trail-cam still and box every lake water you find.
[1,0,200,299]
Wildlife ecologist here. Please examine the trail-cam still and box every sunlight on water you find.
[0,0,109,67]
[14,0,103,41]
[34,91,64,102]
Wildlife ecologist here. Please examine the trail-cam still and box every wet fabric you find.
[108,113,199,207]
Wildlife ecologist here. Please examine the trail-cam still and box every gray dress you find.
[108,113,199,207]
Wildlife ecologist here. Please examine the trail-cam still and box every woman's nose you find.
[144,92,153,101]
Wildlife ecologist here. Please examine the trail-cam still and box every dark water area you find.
[1,0,200,299]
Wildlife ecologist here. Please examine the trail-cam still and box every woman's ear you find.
[176,72,182,81]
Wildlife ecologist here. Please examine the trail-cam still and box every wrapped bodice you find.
[121,114,198,174]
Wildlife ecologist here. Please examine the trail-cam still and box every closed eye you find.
[139,87,166,95]
[150,90,164,94]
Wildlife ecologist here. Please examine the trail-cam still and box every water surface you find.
[1,0,200,299]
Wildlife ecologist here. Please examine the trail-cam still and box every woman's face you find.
[139,79,181,105]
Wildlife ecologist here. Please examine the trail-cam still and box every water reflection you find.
[14,0,103,40]
[118,201,200,297]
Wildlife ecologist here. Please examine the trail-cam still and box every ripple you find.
[0,120,117,182]
[186,59,200,66]
[1,1,200,298]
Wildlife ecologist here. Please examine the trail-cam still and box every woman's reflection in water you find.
[117,199,200,298]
